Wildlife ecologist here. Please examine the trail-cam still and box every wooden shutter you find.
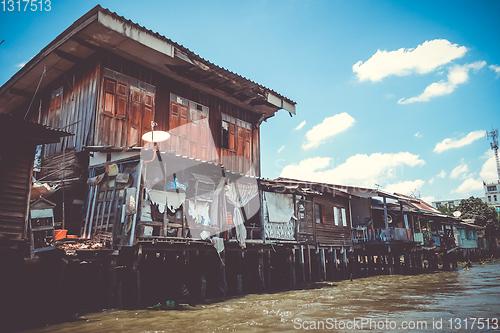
[199,113,208,161]
[228,123,235,151]
[142,91,155,136]
[128,87,142,147]
[115,82,128,118]
[189,109,198,159]
[104,78,115,115]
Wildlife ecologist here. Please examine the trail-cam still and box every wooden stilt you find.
[387,246,394,275]
[368,255,374,277]
[342,248,348,280]
[403,252,410,274]
[307,247,312,282]
[299,245,305,285]
[132,247,141,308]
[266,249,272,290]
[258,250,265,292]
[333,249,338,280]
[108,256,118,308]
[321,249,327,282]
[237,251,243,295]
[199,276,207,302]
[394,252,402,275]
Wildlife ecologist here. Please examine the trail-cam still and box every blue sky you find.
[1,0,499,203]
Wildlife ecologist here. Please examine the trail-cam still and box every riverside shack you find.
[0,4,298,310]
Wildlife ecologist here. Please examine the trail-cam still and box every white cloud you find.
[430,170,446,185]
[294,120,306,130]
[451,177,483,194]
[280,152,425,188]
[420,196,436,205]
[384,179,425,195]
[490,64,500,78]
[352,39,467,82]
[450,161,469,179]
[302,113,355,150]
[398,61,486,104]
[415,132,422,138]
[277,145,285,153]
[16,62,26,68]
[480,150,498,181]
[433,130,486,153]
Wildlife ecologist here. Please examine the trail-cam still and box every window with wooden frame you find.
[103,77,129,119]
[100,68,156,148]
[221,113,236,151]
[315,203,324,224]
[168,94,209,160]
[334,206,347,226]
[221,113,252,172]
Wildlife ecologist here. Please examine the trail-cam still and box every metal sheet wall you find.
[41,60,100,157]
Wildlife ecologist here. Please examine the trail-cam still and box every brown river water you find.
[23,260,500,332]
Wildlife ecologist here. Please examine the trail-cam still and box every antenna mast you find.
[487,129,500,181]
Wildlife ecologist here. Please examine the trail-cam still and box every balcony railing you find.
[352,227,411,243]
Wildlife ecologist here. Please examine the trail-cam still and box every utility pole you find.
[487,129,500,181]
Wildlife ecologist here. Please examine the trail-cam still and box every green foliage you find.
[437,204,453,216]
[457,197,500,239]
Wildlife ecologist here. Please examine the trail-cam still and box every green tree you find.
[437,204,453,216]
[457,196,500,240]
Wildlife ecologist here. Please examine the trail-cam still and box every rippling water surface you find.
[23,260,500,332]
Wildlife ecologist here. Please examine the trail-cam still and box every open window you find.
[315,203,324,224]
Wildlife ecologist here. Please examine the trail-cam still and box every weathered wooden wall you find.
[0,141,34,241]
[100,53,262,176]
[309,195,352,247]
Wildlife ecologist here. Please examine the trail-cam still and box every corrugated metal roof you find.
[0,5,296,117]
[268,177,362,198]
[0,114,73,144]
[95,5,295,105]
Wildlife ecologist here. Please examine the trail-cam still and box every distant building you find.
[432,197,487,210]
[484,180,500,212]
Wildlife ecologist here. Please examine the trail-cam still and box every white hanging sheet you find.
[263,192,295,223]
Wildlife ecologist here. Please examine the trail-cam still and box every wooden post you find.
[307,247,312,282]
[237,251,243,295]
[328,247,334,281]
[219,251,228,296]
[199,276,207,302]
[360,255,366,277]
[316,249,321,282]
[299,245,305,285]
[286,249,294,288]
[258,249,265,292]
[291,249,297,287]
[368,255,374,277]
[132,247,141,308]
[387,246,394,275]
[266,249,272,290]
[415,252,421,273]
[321,248,327,281]
[394,252,402,275]
[342,248,348,280]
[403,252,409,274]
[333,249,338,280]
[108,256,118,308]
